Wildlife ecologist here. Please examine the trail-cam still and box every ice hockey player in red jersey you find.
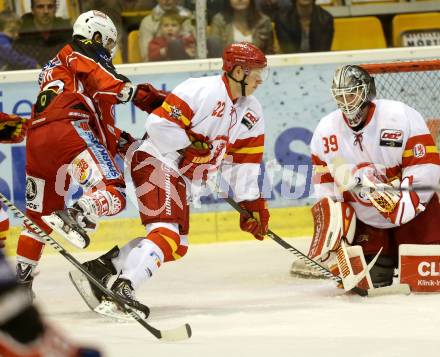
[70,42,271,318]
[0,120,102,357]
[15,10,166,301]
[299,65,440,290]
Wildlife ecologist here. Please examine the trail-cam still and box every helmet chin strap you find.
[227,72,248,97]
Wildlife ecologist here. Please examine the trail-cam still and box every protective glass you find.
[331,84,368,126]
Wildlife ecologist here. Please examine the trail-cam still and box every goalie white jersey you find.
[138,74,265,202]
[311,99,440,228]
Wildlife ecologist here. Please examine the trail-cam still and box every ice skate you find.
[16,262,36,300]
[42,203,95,249]
[94,278,150,321]
[69,246,119,310]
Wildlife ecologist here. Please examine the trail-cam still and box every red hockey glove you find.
[179,140,212,181]
[132,83,169,114]
[117,131,137,158]
[239,198,270,240]
[0,112,27,143]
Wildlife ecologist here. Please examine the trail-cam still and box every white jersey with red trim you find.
[311,99,440,228]
[138,74,265,202]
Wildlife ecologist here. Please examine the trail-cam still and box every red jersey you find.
[35,38,130,155]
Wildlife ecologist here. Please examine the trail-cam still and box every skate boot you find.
[95,278,150,321]
[42,203,95,249]
[69,246,119,311]
[16,262,36,300]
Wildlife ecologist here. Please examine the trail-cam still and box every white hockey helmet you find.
[331,65,376,127]
[73,10,118,57]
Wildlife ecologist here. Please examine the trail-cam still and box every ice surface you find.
[23,238,440,357]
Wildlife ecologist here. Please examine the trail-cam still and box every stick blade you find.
[160,323,192,342]
[367,283,411,297]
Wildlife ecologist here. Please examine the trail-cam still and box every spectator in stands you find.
[13,0,71,67]
[123,0,156,11]
[148,11,196,61]
[138,0,195,61]
[183,0,226,24]
[0,11,39,70]
[209,0,275,55]
[272,0,334,53]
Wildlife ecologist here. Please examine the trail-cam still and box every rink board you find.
[5,205,313,255]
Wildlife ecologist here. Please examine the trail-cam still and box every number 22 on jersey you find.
[323,135,338,153]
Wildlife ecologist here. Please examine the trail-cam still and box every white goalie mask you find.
[73,10,118,58]
[331,65,376,127]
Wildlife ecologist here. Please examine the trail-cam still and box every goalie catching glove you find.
[0,112,27,143]
[363,173,424,225]
[239,198,270,240]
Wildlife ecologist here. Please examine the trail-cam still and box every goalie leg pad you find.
[399,244,440,292]
[308,197,356,261]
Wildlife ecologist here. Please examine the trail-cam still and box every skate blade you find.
[69,270,101,311]
[42,214,87,249]
[94,300,147,322]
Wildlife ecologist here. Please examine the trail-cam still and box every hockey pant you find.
[110,150,190,289]
[17,119,126,268]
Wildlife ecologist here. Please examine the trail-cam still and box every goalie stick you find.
[0,193,192,342]
[221,195,412,297]
[211,187,368,296]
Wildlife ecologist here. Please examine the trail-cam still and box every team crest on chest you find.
[379,129,403,147]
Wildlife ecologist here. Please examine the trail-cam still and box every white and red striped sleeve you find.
[401,104,440,203]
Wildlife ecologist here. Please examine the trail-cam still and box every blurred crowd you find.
[0,0,434,70]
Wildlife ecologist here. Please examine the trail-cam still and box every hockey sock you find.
[16,230,45,267]
[119,238,164,290]
[111,237,144,275]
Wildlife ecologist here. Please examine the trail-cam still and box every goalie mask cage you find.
[360,59,440,149]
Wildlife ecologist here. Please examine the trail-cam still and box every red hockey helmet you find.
[222,42,267,74]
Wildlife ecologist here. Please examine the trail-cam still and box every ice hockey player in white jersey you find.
[293,64,440,290]
[70,42,271,318]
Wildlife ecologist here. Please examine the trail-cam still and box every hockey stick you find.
[0,193,191,342]
[215,192,368,296]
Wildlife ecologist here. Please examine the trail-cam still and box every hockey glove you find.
[0,113,27,143]
[133,83,169,114]
[239,198,270,240]
[179,140,212,181]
